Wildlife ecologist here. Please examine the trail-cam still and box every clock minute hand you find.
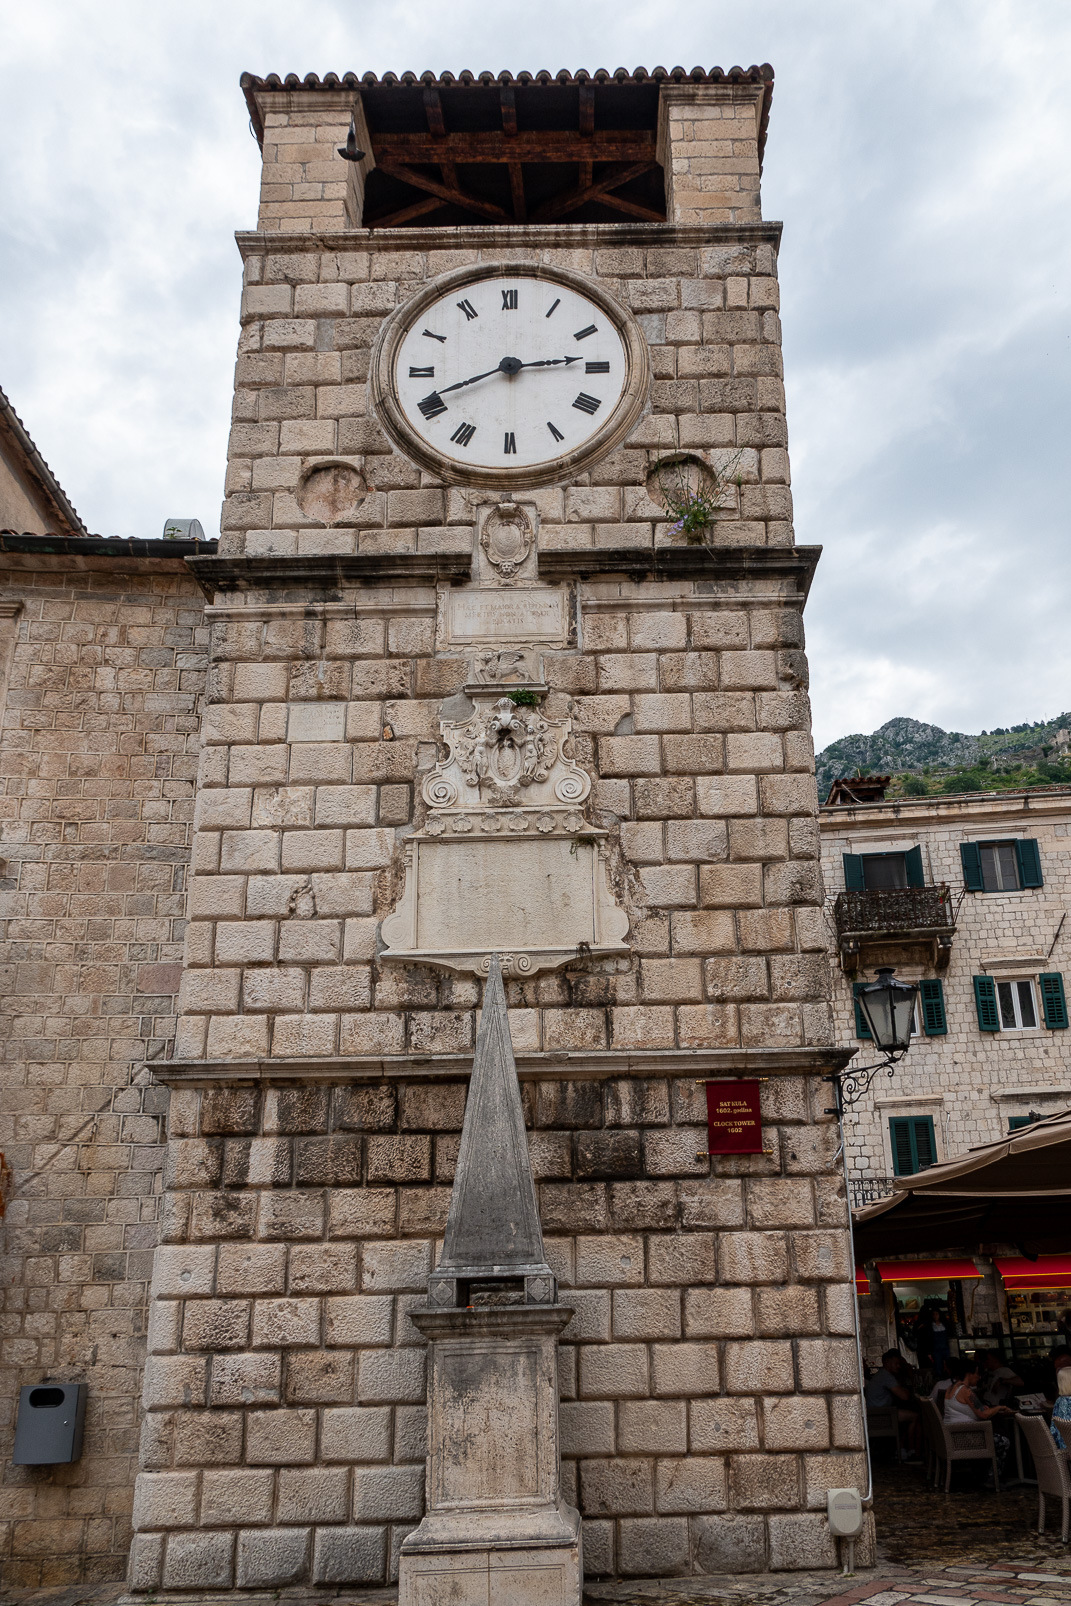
[517,356,582,369]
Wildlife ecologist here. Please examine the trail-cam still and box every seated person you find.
[1051,1349,1071,1398]
[865,1347,922,1456]
[979,1349,1024,1406]
[946,1360,1014,1479]
[930,1356,965,1413]
[1050,1368,1071,1450]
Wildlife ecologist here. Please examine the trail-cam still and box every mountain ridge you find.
[815,713,1071,801]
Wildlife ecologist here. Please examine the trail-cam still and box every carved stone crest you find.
[479,501,534,583]
[422,692,589,813]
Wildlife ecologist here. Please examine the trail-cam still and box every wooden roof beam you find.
[530,160,658,223]
[374,157,513,223]
[372,130,656,162]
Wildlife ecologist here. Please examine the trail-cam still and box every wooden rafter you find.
[422,85,461,196]
[367,193,444,229]
[592,189,664,222]
[372,130,656,163]
[499,84,525,221]
[374,157,512,223]
[530,161,658,223]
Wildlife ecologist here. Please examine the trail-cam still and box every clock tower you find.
[130,67,868,1592]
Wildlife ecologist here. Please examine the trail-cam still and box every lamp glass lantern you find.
[857,967,918,1053]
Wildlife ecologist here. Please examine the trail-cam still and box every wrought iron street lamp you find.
[828,967,919,1115]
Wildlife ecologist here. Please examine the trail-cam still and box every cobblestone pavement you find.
[2,1468,1069,1606]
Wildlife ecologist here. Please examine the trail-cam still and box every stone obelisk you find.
[398,956,582,1606]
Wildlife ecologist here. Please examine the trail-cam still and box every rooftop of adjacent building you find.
[242,65,774,229]
[0,385,87,540]
[820,782,1071,830]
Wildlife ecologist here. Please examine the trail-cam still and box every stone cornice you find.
[538,544,820,602]
[153,1045,855,1087]
[819,787,1071,831]
[235,220,783,257]
[185,549,472,600]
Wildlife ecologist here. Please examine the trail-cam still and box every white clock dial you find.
[392,275,629,473]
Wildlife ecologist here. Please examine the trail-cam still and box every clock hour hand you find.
[516,356,582,370]
[435,364,506,397]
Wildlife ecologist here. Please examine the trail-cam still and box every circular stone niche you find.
[296,461,368,526]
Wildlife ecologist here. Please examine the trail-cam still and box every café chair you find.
[1016,1412,1071,1543]
[866,1406,901,1460]
[921,1397,1000,1493]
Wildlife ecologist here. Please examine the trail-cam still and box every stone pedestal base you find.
[399,1507,581,1606]
[400,1305,581,1606]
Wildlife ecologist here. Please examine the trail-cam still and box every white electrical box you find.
[827,1487,864,1537]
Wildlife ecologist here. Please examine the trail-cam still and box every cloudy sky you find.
[2,0,1068,750]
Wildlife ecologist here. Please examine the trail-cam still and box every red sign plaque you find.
[704,1080,763,1154]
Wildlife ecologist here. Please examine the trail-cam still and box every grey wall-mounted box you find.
[13,1383,86,1465]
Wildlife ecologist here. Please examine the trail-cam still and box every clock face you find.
[372,265,648,488]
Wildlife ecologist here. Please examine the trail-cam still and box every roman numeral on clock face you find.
[572,392,601,415]
[501,289,518,310]
[503,432,517,455]
[457,299,478,321]
[409,366,435,377]
[574,324,597,341]
[450,423,476,447]
[546,298,560,318]
[585,361,610,374]
[423,329,447,342]
[418,392,448,420]
[547,421,565,442]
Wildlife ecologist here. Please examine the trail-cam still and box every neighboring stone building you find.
[0,385,87,539]
[820,783,1071,1362]
[1,65,869,1589]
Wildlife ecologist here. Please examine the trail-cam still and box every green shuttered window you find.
[890,1115,936,1176]
[973,975,1000,1031]
[919,978,947,1035]
[843,853,864,891]
[961,838,1043,891]
[1040,973,1069,1030]
[852,982,872,1040]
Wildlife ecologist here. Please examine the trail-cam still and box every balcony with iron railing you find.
[833,883,958,973]
[848,1174,897,1211]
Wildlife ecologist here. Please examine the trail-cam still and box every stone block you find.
[201,1469,275,1527]
[312,1525,386,1585]
[128,1532,165,1589]
[182,1298,250,1351]
[689,1396,759,1453]
[651,1341,720,1396]
[246,1408,317,1464]
[286,1350,356,1405]
[560,1401,616,1457]
[830,1393,865,1450]
[684,1286,754,1339]
[746,1177,815,1229]
[648,1232,716,1285]
[209,1351,283,1407]
[756,1285,821,1336]
[321,1405,393,1462]
[358,1346,426,1403]
[718,1230,788,1285]
[617,1516,689,1577]
[162,1530,234,1590]
[217,1242,287,1296]
[724,1340,794,1394]
[730,1453,800,1511]
[678,1179,745,1229]
[763,1395,830,1452]
[768,1511,837,1569]
[352,1464,424,1521]
[655,1455,727,1513]
[575,1234,644,1287]
[642,1129,708,1178]
[693,1513,766,1574]
[367,1134,432,1184]
[698,862,762,907]
[277,1466,350,1524]
[794,1231,852,1281]
[578,1342,648,1398]
[618,1399,687,1454]
[143,1354,208,1409]
[796,1339,861,1392]
[236,1527,311,1588]
[362,1238,430,1291]
[578,1457,654,1516]
[329,1188,397,1237]
[288,1242,358,1294]
[612,1288,682,1341]
[132,1471,198,1529]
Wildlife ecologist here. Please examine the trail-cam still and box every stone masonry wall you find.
[0,556,206,1585]
[223,230,788,561]
[820,793,1071,1181]
[129,1069,866,1591]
